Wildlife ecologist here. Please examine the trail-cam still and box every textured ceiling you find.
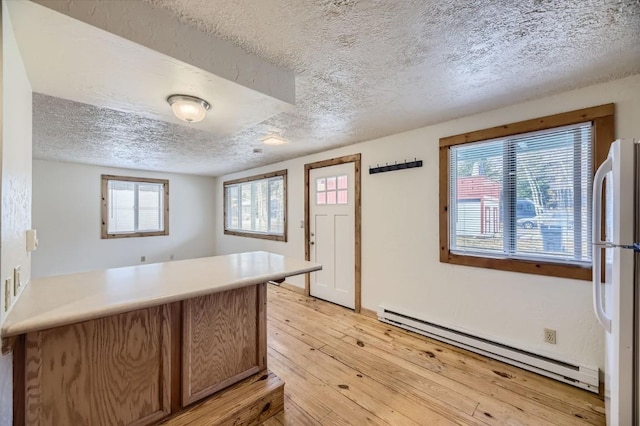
[27,0,640,176]
[32,93,305,175]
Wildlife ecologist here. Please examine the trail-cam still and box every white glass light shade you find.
[167,95,210,123]
[262,136,287,146]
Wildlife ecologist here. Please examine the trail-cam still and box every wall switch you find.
[140,256,146,263]
[544,328,557,344]
[4,278,12,312]
[26,229,38,252]
[14,265,21,294]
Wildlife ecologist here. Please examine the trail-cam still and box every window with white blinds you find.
[101,175,169,238]
[440,105,614,279]
[449,122,593,265]
[224,170,287,241]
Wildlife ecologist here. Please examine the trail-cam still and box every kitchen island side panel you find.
[23,305,171,426]
[181,283,265,406]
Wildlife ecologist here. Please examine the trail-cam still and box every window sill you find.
[102,230,169,239]
[440,251,592,281]
[224,229,286,242]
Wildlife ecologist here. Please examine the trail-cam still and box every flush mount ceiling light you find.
[262,136,287,146]
[167,94,210,123]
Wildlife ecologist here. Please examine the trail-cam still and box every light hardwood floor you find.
[262,285,606,426]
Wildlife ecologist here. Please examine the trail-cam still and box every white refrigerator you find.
[592,138,638,425]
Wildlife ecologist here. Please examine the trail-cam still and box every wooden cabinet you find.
[15,283,268,425]
[24,305,172,425]
[182,284,266,406]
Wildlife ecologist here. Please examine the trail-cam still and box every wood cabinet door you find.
[24,305,172,426]
[181,283,266,406]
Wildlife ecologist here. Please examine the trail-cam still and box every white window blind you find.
[107,180,164,233]
[449,122,593,265]
[225,175,285,236]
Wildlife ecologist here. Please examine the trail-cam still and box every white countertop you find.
[1,252,321,337]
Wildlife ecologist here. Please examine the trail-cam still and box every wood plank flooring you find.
[262,285,606,426]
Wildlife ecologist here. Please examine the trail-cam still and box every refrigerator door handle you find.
[592,156,612,332]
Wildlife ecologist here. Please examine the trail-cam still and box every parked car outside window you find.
[517,217,538,229]
[538,211,574,230]
[516,199,538,229]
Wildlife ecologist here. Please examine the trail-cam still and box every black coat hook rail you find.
[369,158,423,174]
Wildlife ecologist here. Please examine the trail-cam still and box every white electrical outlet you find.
[14,265,21,294]
[4,277,12,312]
[544,328,557,344]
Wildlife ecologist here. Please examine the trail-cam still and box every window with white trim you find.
[101,175,169,238]
[224,170,287,241]
[439,105,614,280]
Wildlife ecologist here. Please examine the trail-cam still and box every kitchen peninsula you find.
[1,252,321,425]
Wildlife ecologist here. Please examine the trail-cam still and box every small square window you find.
[327,177,337,190]
[327,191,337,205]
[337,175,348,189]
[337,190,348,204]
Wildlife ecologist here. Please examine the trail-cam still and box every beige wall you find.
[0,2,33,423]
[216,74,640,371]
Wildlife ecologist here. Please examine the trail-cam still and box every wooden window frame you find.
[223,170,288,242]
[101,174,170,239]
[439,104,615,280]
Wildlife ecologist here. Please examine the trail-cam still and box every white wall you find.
[216,74,640,370]
[1,2,33,423]
[32,161,216,277]
[1,1,32,322]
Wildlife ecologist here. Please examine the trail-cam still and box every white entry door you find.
[309,163,355,309]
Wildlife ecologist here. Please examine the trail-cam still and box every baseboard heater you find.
[377,306,599,393]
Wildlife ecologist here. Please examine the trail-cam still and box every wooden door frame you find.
[304,154,362,313]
